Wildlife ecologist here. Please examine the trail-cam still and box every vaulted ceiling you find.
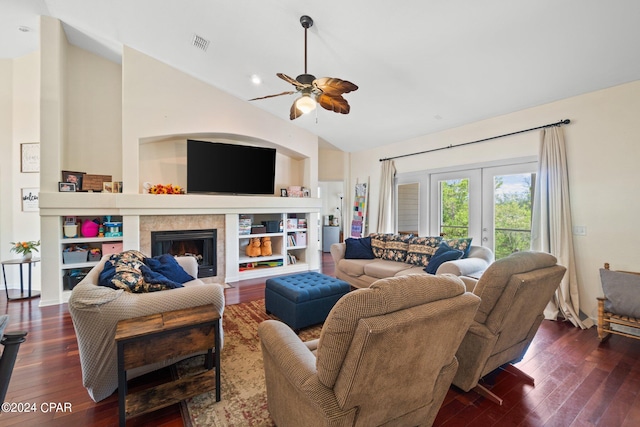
[3,1,640,152]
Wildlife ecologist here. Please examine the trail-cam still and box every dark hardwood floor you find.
[1,253,639,426]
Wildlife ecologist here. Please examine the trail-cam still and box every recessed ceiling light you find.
[18,26,32,33]
[251,74,262,85]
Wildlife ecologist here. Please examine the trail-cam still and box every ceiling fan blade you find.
[248,91,296,101]
[277,73,306,89]
[317,93,351,115]
[290,99,304,120]
[313,77,358,96]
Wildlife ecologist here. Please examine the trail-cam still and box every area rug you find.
[177,299,322,426]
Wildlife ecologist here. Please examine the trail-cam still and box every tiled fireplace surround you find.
[139,214,226,284]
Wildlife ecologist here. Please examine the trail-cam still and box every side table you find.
[1,257,41,300]
[115,304,221,426]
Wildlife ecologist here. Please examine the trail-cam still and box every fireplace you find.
[151,229,217,278]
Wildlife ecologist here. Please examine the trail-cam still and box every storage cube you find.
[63,251,88,264]
[102,242,123,256]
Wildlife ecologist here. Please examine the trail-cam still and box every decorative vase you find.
[22,252,33,261]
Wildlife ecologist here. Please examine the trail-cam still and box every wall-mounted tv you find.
[187,140,276,195]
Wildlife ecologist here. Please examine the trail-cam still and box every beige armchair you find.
[258,274,481,427]
[452,251,566,404]
[69,255,225,402]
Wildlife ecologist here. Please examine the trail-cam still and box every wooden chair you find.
[597,263,640,342]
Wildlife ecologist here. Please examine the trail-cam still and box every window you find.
[397,158,536,258]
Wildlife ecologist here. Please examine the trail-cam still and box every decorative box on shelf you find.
[102,242,123,256]
[64,269,89,290]
[251,225,266,234]
[63,251,88,264]
[262,220,280,233]
[82,174,113,192]
[88,248,102,262]
[295,231,307,246]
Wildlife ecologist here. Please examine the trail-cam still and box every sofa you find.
[331,233,494,289]
[69,253,225,402]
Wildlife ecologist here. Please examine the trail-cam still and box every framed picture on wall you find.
[21,143,40,173]
[62,171,85,191]
[21,188,39,212]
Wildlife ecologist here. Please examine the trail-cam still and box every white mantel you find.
[38,192,322,306]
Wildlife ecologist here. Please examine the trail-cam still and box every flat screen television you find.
[187,140,276,195]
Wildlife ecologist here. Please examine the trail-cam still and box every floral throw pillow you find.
[381,234,413,262]
[369,233,389,258]
[444,237,473,258]
[406,236,443,266]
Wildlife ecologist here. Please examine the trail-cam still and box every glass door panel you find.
[430,170,481,241]
[482,163,537,259]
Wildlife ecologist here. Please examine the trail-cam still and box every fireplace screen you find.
[151,229,216,278]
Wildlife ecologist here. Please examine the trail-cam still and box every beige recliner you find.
[69,255,225,402]
[452,251,566,404]
[258,274,481,427]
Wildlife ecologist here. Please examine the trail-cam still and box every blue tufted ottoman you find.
[265,272,351,330]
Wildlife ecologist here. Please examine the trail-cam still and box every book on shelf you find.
[287,253,297,264]
[288,234,297,246]
[297,218,307,229]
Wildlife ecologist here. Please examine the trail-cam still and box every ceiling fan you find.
[249,15,358,120]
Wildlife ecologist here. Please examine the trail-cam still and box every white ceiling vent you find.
[191,34,209,51]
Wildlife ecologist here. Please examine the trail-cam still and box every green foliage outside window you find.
[440,179,469,238]
[439,175,533,259]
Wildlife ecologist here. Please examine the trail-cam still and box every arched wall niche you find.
[138,132,306,195]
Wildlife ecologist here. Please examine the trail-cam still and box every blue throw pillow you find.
[424,242,464,274]
[98,260,119,289]
[345,237,375,259]
[139,264,184,289]
[144,254,195,284]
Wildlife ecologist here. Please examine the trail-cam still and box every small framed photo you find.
[302,187,311,197]
[113,182,122,193]
[103,182,114,193]
[280,188,288,197]
[58,182,76,192]
[62,171,85,191]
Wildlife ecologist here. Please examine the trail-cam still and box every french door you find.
[429,161,537,259]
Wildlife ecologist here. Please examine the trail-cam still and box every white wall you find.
[0,59,13,270]
[64,44,122,178]
[349,80,640,323]
[0,52,42,289]
[121,47,318,195]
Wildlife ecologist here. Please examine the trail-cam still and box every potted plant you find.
[10,240,40,261]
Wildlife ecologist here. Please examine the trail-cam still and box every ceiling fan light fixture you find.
[295,93,317,114]
[248,14,357,120]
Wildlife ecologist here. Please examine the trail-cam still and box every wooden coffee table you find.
[115,304,221,426]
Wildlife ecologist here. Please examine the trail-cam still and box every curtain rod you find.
[379,119,570,162]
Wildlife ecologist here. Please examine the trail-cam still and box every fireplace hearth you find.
[151,229,217,278]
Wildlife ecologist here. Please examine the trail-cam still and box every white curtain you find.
[376,160,396,233]
[531,127,587,329]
